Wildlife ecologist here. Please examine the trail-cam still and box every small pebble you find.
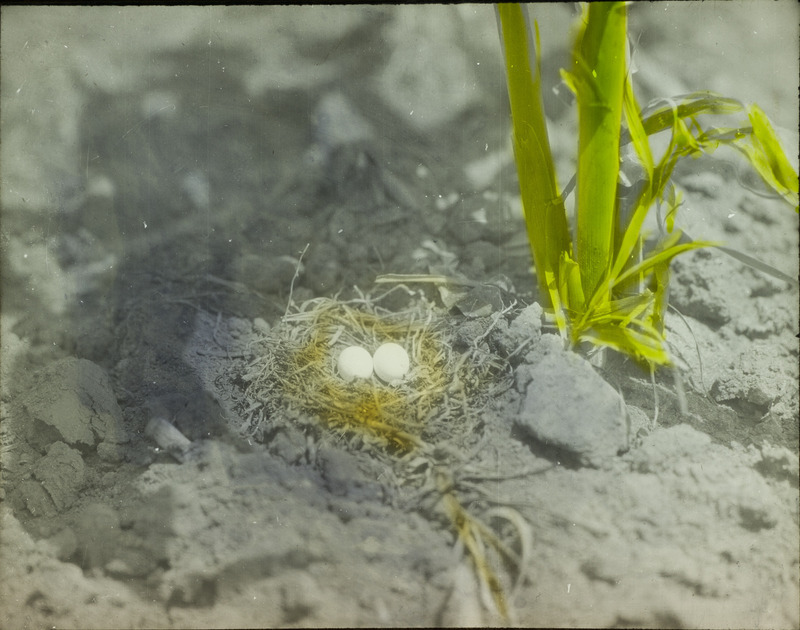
[253,317,271,335]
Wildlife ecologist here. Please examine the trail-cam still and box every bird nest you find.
[233,287,507,458]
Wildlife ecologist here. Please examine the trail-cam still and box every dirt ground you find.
[1,4,798,628]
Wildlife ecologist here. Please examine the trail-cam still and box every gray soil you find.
[1,4,798,628]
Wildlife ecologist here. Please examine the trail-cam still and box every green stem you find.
[573,2,628,299]
[497,3,571,307]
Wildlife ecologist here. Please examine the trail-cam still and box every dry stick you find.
[145,416,192,462]
[650,367,660,428]
[506,336,534,360]
[194,348,252,359]
[285,243,310,318]
[672,367,689,416]
[472,300,518,349]
[212,310,224,345]
[479,505,533,603]
[667,303,709,397]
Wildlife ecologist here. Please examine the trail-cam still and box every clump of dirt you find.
[13,357,126,452]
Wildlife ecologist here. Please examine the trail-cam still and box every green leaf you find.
[632,92,744,140]
[629,93,798,208]
[571,1,628,299]
[497,4,572,310]
[558,251,586,315]
[578,321,670,365]
[742,105,799,207]
[613,236,718,290]
[622,73,654,179]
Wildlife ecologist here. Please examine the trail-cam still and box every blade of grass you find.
[613,237,717,290]
[739,104,799,207]
[714,244,799,287]
[629,92,744,140]
[630,94,798,209]
[565,2,628,299]
[578,321,670,365]
[496,4,571,312]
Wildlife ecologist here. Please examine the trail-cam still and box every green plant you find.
[497,2,798,367]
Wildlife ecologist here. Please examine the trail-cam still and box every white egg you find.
[337,346,373,382]
[372,342,410,383]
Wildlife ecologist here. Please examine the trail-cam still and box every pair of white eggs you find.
[337,342,410,384]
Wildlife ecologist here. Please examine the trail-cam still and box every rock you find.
[452,278,510,318]
[629,426,782,533]
[253,317,271,335]
[679,171,725,198]
[73,503,122,570]
[228,252,299,295]
[736,489,780,532]
[627,424,712,474]
[514,334,567,391]
[312,92,375,157]
[438,562,484,627]
[317,448,382,503]
[304,242,342,293]
[0,319,29,401]
[711,343,794,409]
[374,6,480,131]
[496,303,543,356]
[46,527,79,561]
[97,441,124,463]
[669,249,732,327]
[33,441,86,512]
[749,443,799,487]
[269,426,308,465]
[734,297,789,338]
[11,479,57,518]
[515,351,628,466]
[280,572,324,624]
[318,448,360,497]
[16,358,123,451]
[445,192,520,246]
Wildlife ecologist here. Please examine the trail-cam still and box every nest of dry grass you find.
[233,288,507,458]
